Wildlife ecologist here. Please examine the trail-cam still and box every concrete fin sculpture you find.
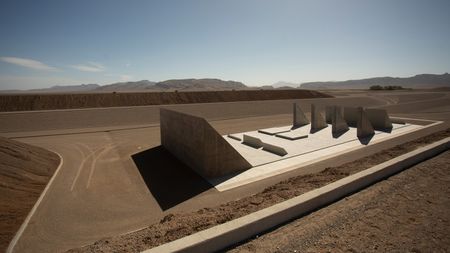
[332,106,349,134]
[160,108,251,178]
[293,103,309,128]
[311,104,328,132]
[242,134,263,148]
[356,107,375,138]
[365,108,393,130]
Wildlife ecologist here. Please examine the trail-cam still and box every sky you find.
[1,0,450,90]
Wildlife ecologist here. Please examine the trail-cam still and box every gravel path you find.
[228,150,450,253]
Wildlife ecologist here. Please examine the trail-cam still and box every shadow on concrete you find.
[132,146,213,211]
[332,128,350,138]
[358,134,375,145]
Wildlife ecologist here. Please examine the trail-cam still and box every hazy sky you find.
[1,0,450,89]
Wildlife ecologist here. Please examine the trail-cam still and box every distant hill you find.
[272,81,299,88]
[95,80,156,91]
[152,78,247,91]
[300,73,450,89]
[0,83,100,93]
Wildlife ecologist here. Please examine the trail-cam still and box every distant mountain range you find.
[1,78,247,93]
[1,73,449,93]
[299,73,450,89]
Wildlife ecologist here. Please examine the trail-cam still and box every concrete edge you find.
[6,151,64,253]
[143,137,450,253]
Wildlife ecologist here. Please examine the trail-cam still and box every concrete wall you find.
[243,134,263,148]
[344,107,358,127]
[332,106,349,134]
[160,108,251,178]
[356,107,375,138]
[365,108,393,130]
[293,103,309,127]
[325,105,333,124]
[311,104,328,131]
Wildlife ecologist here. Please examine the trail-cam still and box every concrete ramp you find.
[365,108,393,130]
[332,106,349,134]
[311,104,328,132]
[293,103,309,128]
[356,107,375,138]
[160,108,251,178]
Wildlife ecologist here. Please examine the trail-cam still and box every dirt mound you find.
[0,89,331,112]
[0,137,60,251]
[67,129,449,253]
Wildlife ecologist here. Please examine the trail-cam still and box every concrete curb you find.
[6,152,64,253]
[143,137,450,253]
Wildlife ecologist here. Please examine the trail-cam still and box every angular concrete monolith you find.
[160,108,251,178]
[365,108,393,130]
[311,104,328,132]
[262,142,288,156]
[243,134,263,148]
[293,103,309,128]
[356,107,375,138]
[332,106,349,134]
[344,107,358,127]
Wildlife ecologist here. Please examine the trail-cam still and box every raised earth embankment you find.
[0,90,331,112]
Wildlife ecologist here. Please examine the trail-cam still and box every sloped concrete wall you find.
[160,108,251,178]
[311,104,328,131]
[365,108,393,130]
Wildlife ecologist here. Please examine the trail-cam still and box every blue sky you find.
[1,0,449,89]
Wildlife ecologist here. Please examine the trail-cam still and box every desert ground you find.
[0,89,449,252]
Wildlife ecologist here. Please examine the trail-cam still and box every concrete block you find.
[293,103,309,128]
[356,107,375,138]
[311,104,328,132]
[258,126,292,135]
[332,106,349,134]
[160,108,251,178]
[242,134,263,148]
[344,107,358,127]
[275,132,308,140]
[262,142,288,156]
[365,108,393,130]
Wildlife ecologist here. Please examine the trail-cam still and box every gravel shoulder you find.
[68,129,449,253]
[228,150,450,253]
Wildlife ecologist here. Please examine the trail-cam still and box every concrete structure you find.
[332,106,349,134]
[293,103,309,128]
[356,107,375,138]
[365,108,393,130]
[325,105,333,124]
[311,104,328,132]
[262,143,288,156]
[160,108,251,178]
[145,137,450,253]
[243,134,263,148]
[344,107,358,127]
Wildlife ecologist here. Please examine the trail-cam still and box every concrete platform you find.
[218,122,428,191]
[275,126,309,140]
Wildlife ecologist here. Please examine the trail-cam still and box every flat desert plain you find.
[0,89,449,252]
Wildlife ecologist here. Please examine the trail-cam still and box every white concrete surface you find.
[219,122,424,191]
[258,126,292,135]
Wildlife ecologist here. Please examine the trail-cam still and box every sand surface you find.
[0,137,59,251]
[229,150,450,253]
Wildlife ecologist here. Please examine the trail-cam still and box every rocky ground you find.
[68,129,449,252]
[229,150,450,253]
